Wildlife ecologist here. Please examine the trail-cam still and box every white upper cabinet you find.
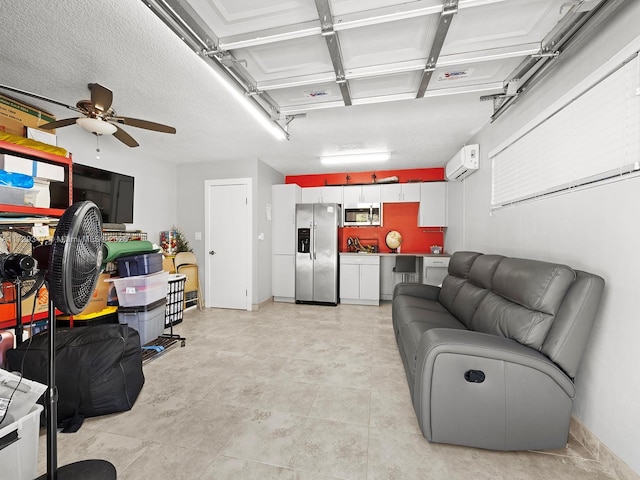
[301,186,323,203]
[381,183,421,203]
[301,186,343,204]
[343,184,380,204]
[418,182,447,227]
[321,186,343,204]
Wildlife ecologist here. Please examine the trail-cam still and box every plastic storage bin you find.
[105,270,169,307]
[117,298,166,345]
[0,184,26,205]
[116,252,163,277]
[165,274,186,327]
[0,404,43,480]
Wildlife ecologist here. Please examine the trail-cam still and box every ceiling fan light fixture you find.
[320,152,390,165]
[76,117,117,135]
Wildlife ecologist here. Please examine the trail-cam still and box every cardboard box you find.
[0,94,56,137]
[25,126,57,146]
[0,153,64,182]
[77,273,112,316]
[0,284,49,324]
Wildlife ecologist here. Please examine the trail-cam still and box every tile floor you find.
[37,302,619,479]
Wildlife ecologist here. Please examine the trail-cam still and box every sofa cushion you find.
[492,258,575,315]
[398,311,466,386]
[394,295,449,314]
[470,259,576,349]
[394,301,454,338]
[469,255,505,289]
[448,251,483,279]
[438,252,483,312]
[450,255,505,327]
[470,293,555,349]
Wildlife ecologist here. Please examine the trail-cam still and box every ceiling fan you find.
[0,83,176,147]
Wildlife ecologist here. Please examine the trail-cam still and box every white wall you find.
[257,160,285,303]
[55,127,177,237]
[446,2,640,474]
[176,159,284,307]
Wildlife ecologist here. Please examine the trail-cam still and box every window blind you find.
[491,54,640,209]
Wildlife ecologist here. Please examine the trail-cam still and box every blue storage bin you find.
[116,252,163,277]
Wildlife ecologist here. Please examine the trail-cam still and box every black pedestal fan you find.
[27,201,117,479]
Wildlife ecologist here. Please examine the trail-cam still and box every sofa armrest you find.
[416,328,575,396]
[393,282,440,301]
[412,328,576,450]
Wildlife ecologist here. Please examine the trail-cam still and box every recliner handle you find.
[464,370,486,383]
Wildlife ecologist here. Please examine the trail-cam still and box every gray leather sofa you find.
[392,251,604,451]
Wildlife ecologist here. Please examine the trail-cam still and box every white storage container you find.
[105,270,169,307]
[0,184,26,205]
[0,404,43,480]
[0,369,47,424]
[0,153,64,182]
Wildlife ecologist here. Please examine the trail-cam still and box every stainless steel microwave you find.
[343,203,382,226]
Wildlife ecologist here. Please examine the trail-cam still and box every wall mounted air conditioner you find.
[445,144,479,181]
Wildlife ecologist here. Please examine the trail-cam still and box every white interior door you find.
[205,180,251,310]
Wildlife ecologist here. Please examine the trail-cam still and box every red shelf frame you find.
[0,139,74,331]
[0,311,49,330]
[0,139,73,216]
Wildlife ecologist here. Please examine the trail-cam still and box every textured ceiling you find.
[0,0,564,175]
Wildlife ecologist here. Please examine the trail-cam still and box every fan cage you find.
[0,228,44,301]
[49,202,103,315]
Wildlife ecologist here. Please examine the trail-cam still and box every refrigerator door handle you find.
[309,221,314,260]
[313,222,317,260]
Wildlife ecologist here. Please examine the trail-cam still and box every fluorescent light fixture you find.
[320,152,390,165]
[208,65,288,141]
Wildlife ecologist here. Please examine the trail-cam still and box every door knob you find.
[209,250,216,255]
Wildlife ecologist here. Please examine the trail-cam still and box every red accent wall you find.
[341,203,443,254]
[287,167,445,254]
[286,167,444,187]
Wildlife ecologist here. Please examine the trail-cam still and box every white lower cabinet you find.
[423,256,450,286]
[379,256,395,301]
[340,255,380,305]
[273,254,296,302]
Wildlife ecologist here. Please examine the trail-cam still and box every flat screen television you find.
[50,163,134,224]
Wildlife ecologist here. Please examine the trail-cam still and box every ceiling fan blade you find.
[39,117,81,130]
[112,116,176,134]
[0,84,82,113]
[113,125,139,147]
[89,83,113,113]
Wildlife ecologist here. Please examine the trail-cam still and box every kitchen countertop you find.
[339,252,449,257]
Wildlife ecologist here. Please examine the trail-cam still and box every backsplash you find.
[287,167,446,254]
[341,203,444,254]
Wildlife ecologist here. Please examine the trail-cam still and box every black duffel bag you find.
[7,324,145,431]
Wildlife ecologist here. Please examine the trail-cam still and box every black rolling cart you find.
[163,273,187,346]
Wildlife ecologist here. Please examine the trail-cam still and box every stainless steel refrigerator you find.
[295,203,340,305]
